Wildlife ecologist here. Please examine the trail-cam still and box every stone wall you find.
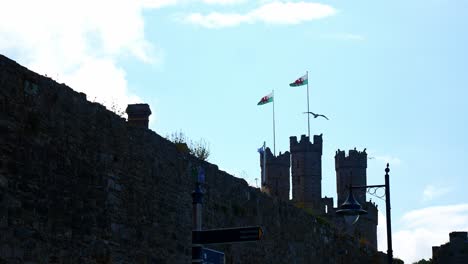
[0,55,384,263]
[432,231,468,264]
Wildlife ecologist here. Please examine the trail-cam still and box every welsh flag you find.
[257,92,273,105]
[289,74,308,87]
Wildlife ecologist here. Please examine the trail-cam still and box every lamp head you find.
[336,188,368,225]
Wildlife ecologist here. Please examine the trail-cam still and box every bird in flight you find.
[303,112,329,120]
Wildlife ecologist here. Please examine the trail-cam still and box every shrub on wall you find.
[167,131,210,161]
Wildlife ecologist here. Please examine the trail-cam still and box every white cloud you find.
[141,0,246,7]
[251,2,336,24]
[63,57,143,107]
[186,12,249,28]
[378,204,468,263]
[0,0,159,115]
[422,185,451,202]
[377,211,387,252]
[184,1,337,28]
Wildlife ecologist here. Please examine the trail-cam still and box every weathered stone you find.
[0,54,387,263]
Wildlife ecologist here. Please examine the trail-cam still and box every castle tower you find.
[334,148,378,249]
[335,148,367,206]
[290,134,323,211]
[259,147,290,200]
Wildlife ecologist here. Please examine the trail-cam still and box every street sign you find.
[193,226,263,244]
[202,248,225,264]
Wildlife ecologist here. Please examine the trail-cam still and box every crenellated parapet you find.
[363,201,378,224]
[290,134,322,154]
[260,147,291,168]
[334,148,367,169]
[335,148,368,207]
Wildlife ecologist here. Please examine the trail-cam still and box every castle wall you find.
[0,55,383,263]
[290,134,323,212]
[432,231,468,264]
[259,147,290,200]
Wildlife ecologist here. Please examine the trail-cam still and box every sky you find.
[1,0,468,262]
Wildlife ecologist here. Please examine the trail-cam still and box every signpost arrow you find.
[193,226,264,245]
[202,248,225,264]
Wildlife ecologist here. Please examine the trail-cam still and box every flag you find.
[257,146,264,154]
[289,74,308,87]
[257,93,273,105]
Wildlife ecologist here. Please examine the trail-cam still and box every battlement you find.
[290,134,323,154]
[261,147,291,167]
[260,147,290,200]
[334,148,367,169]
[449,231,468,243]
[363,201,379,224]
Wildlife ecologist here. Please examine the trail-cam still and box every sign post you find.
[191,167,264,263]
[202,248,225,264]
[192,167,204,264]
[193,226,263,245]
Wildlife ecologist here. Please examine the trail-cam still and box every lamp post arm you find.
[350,184,385,189]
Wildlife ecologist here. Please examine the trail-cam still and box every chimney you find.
[126,104,152,128]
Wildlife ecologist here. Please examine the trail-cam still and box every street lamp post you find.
[336,163,393,264]
[192,167,205,264]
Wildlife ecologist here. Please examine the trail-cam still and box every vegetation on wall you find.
[413,259,432,264]
[167,130,210,161]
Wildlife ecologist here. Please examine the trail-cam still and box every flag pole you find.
[272,89,276,156]
[262,141,266,187]
[306,71,310,138]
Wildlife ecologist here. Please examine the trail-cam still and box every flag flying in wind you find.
[289,74,308,87]
[257,92,273,105]
[257,145,265,154]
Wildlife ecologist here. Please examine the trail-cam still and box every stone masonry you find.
[0,54,385,263]
[334,149,378,249]
[259,135,378,249]
[432,231,468,264]
[290,134,323,212]
[259,147,290,201]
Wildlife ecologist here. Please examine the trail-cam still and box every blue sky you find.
[1,0,468,262]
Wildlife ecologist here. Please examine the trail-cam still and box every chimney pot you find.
[126,103,152,128]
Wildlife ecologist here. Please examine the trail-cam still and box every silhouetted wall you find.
[259,147,290,200]
[290,134,323,212]
[433,231,468,264]
[0,55,384,263]
[334,149,378,249]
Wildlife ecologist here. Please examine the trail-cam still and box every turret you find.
[259,147,290,200]
[335,148,367,205]
[334,147,378,249]
[290,134,323,211]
